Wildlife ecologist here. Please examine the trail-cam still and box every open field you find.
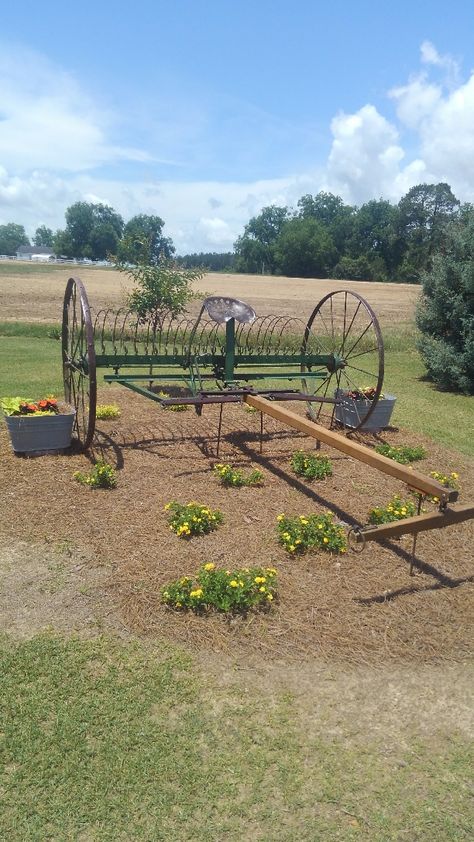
[0,261,420,327]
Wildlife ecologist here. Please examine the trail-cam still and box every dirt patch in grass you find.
[1,388,472,664]
[0,540,120,639]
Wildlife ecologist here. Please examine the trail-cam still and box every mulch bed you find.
[1,388,473,664]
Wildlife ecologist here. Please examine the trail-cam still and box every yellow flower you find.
[323,537,329,543]
[254,576,266,584]
[230,580,238,587]
[277,514,284,521]
[190,589,203,598]
[288,545,296,552]
[267,593,273,601]
[238,580,244,587]
[317,524,323,530]
[259,586,266,592]
[204,563,215,571]
[452,472,458,479]
[164,503,172,510]
[266,567,277,574]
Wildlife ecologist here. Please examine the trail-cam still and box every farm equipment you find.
[62,276,474,561]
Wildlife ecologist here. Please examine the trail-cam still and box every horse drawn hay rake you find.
[62,276,474,560]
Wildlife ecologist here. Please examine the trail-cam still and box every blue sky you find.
[1,0,474,252]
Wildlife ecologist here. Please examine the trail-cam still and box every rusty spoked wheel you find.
[62,277,96,449]
[301,290,384,432]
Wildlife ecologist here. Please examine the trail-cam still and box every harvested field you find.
[0,264,419,328]
[1,388,472,664]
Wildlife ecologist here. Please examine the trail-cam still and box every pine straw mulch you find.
[1,389,473,665]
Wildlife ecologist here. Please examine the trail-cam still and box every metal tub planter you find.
[335,389,396,432]
[2,397,75,454]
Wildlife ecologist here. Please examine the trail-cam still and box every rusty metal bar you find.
[243,394,457,502]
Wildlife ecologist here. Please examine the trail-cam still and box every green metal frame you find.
[98,316,340,402]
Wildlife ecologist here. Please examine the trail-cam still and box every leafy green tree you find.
[52,229,74,258]
[397,183,460,281]
[32,225,54,248]
[349,200,401,279]
[273,217,337,278]
[416,207,474,393]
[59,202,124,259]
[234,205,290,273]
[0,223,29,255]
[116,249,203,333]
[177,252,235,271]
[117,214,174,265]
[297,192,355,257]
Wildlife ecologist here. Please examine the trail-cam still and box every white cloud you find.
[325,105,406,203]
[0,45,150,172]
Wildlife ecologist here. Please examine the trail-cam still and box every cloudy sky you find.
[1,0,474,253]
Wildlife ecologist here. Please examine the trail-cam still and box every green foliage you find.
[416,207,474,392]
[213,463,264,487]
[277,512,347,554]
[54,201,124,259]
[33,225,54,248]
[0,223,29,255]
[73,461,117,489]
[234,205,290,273]
[117,214,174,264]
[368,495,416,524]
[165,501,223,538]
[95,404,121,419]
[157,391,189,411]
[177,251,235,271]
[120,257,203,329]
[332,255,374,281]
[374,443,427,463]
[0,396,58,416]
[162,563,278,612]
[427,470,460,502]
[290,450,333,481]
[273,217,337,278]
[397,183,460,280]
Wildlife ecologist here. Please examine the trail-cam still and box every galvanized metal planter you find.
[5,411,75,454]
[335,391,396,432]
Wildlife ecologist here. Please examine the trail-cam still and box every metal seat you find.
[202,296,256,324]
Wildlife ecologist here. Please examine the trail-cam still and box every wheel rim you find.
[301,290,384,432]
[62,277,96,449]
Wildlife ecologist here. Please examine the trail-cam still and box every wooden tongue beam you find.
[244,394,457,502]
[351,504,474,542]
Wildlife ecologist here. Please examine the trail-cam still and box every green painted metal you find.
[225,318,236,382]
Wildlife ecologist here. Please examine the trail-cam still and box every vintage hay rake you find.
[62,277,474,559]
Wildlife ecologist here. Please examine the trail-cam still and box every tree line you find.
[0,181,469,285]
[234,183,466,283]
[0,204,174,265]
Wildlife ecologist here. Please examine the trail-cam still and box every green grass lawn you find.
[1,634,472,842]
[0,335,63,398]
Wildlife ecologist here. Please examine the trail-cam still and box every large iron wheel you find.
[62,277,96,449]
[301,290,384,432]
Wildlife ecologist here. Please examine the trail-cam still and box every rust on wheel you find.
[62,276,97,449]
[301,289,384,432]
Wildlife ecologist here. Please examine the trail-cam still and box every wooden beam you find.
[353,504,474,541]
[244,394,457,502]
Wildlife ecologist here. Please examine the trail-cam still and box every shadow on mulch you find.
[1,389,473,665]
